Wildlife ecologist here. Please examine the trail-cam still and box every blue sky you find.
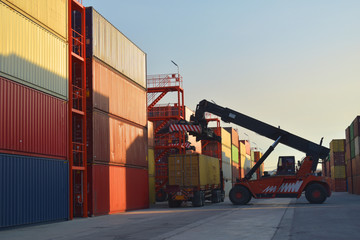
[84,1,360,170]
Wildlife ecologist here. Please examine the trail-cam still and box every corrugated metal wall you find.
[0,1,69,100]
[86,7,146,89]
[2,0,68,40]
[0,77,68,159]
[0,154,69,228]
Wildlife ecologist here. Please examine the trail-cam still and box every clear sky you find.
[84,0,360,170]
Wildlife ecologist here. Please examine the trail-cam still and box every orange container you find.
[88,164,149,216]
[88,58,147,127]
[331,178,347,192]
[148,121,154,149]
[225,128,239,148]
[88,110,147,167]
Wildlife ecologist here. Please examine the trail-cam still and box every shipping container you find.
[352,156,360,176]
[232,163,239,184]
[2,0,68,40]
[0,77,68,159]
[353,116,360,139]
[88,110,147,167]
[354,136,360,156]
[353,175,360,195]
[148,121,154,148]
[331,166,346,179]
[330,152,345,166]
[346,127,350,144]
[86,7,146,88]
[88,58,147,126]
[225,128,239,148]
[231,145,239,164]
[221,128,231,148]
[148,148,155,176]
[345,143,351,162]
[168,154,220,187]
[330,139,345,153]
[0,154,69,228]
[149,176,156,204]
[331,178,347,192]
[167,154,223,206]
[239,141,246,157]
[347,176,353,194]
[350,139,355,159]
[0,2,69,100]
[88,164,149,216]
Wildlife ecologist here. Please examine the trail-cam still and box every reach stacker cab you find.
[171,99,331,205]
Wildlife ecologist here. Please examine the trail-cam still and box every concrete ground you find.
[1,192,359,240]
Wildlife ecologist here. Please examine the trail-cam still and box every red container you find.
[88,58,147,127]
[330,152,345,166]
[88,110,147,167]
[331,178,347,192]
[353,175,360,195]
[0,77,68,159]
[88,164,149,216]
[202,141,220,159]
[225,128,239,148]
[352,156,360,176]
[345,126,350,144]
[345,143,351,161]
[232,165,239,184]
[353,116,360,139]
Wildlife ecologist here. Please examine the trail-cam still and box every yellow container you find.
[330,139,345,153]
[2,0,68,40]
[168,154,220,187]
[148,148,155,176]
[240,154,246,169]
[239,141,246,156]
[331,166,346,179]
[0,2,68,100]
[222,145,231,165]
[221,128,231,148]
[149,176,156,204]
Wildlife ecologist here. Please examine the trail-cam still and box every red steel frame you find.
[68,0,87,219]
[147,74,186,193]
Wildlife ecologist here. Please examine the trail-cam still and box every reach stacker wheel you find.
[305,183,327,204]
[229,185,251,205]
[156,189,167,202]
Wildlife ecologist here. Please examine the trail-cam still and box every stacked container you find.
[85,7,148,216]
[345,117,360,195]
[148,121,156,204]
[0,0,69,228]
[202,128,232,196]
[239,140,251,178]
[224,128,240,185]
[328,140,346,192]
[253,151,264,179]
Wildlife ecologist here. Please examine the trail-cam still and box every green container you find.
[231,145,239,164]
[350,122,355,140]
[351,140,355,159]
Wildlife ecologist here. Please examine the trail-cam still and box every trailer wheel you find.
[305,183,327,204]
[229,186,251,205]
[192,191,203,207]
[211,190,219,203]
[168,199,182,208]
[156,189,167,202]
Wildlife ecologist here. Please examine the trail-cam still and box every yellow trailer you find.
[167,154,223,207]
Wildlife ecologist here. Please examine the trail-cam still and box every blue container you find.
[0,154,69,228]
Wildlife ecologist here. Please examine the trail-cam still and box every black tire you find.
[229,185,251,205]
[305,183,327,204]
[211,190,219,203]
[156,189,167,202]
[168,199,182,208]
[220,190,225,202]
[192,191,202,207]
[217,190,222,203]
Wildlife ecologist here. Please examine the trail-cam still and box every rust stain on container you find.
[90,110,147,167]
[0,77,68,159]
[89,58,147,127]
[88,164,149,216]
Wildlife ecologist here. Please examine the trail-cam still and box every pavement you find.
[1,192,360,240]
